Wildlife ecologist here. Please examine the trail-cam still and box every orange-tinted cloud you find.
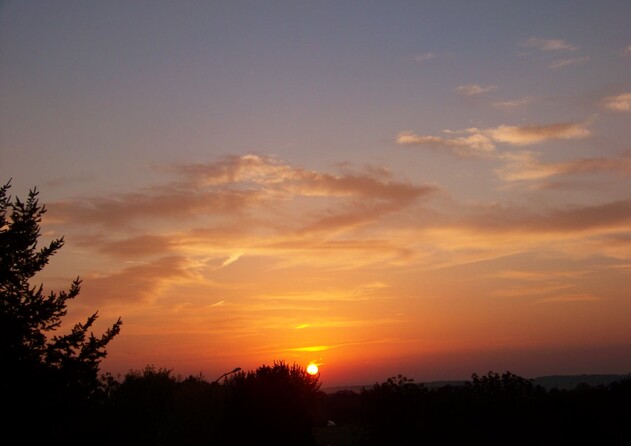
[81,256,194,304]
[396,131,495,157]
[51,156,434,234]
[456,199,631,234]
[485,121,590,145]
[601,92,631,112]
[397,120,590,159]
[497,152,631,182]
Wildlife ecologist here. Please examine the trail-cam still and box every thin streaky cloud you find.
[522,37,578,51]
[496,152,631,183]
[459,199,631,234]
[549,57,589,69]
[396,131,495,157]
[493,97,534,109]
[456,84,498,96]
[485,121,590,145]
[408,52,435,62]
[493,269,591,281]
[398,120,591,157]
[601,92,631,112]
[538,294,600,303]
[496,151,558,182]
[220,251,243,268]
[493,283,574,298]
[82,256,194,304]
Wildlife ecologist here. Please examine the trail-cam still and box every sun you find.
[306,363,319,375]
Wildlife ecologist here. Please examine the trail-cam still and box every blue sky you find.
[2,1,631,385]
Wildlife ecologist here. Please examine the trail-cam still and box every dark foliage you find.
[97,361,323,446]
[221,360,322,445]
[0,180,122,441]
[356,371,631,446]
[78,367,631,445]
[100,366,223,446]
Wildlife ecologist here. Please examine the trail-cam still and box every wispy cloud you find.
[51,155,434,233]
[493,97,534,109]
[85,234,177,258]
[485,121,591,145]
[601,92,631,112]
[456,84,498,96]
[549,57,589,69]
[82,256,195,304]
[396,131,495,157]
[220,251,243,268]
[397,120,591,157]
[289,345,331,352]
[408,52,435,62]
[459,199,631,234]
[496,151,558,182]
[522,37,578,52]
[497,152,631,183]
[538,293,600,303]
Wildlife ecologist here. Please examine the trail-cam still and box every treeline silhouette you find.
[22,364,630,445]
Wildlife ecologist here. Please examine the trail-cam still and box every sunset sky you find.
[2,1,631,387]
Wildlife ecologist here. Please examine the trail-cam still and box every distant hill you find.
[322,373,631,394]
[532,373,631,390]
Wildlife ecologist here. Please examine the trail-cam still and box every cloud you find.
[409,52,435,62]
[484,121,590,145]
[601,92,631,112]
[497,152,631,183]
[461,199,631,234]
[289,345,331,352]
[538,294,600,303]
[49,187,257,228]
[50,155,434,233]
[456,84,498,96]
[493,97,534,109]
[82,256,194,304]
[549,57,589,69]
[220,251,243,268]
[48,155,437,273]
[522,37,578,51]
[496,151,558,181]
[398,120,591,157]
[396,131,496,157]
[85,234,177,258]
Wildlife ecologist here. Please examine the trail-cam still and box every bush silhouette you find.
[102,366,224,445]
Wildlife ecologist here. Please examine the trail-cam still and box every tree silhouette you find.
[0,180,122,440]
[222,360,322,445]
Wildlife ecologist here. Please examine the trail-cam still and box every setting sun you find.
[306,364,319,375]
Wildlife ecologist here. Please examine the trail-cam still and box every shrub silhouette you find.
[360,375,428,445]
[102,366,224,445]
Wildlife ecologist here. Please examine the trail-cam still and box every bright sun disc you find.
[307,364,319,375]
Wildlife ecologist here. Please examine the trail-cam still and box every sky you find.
[2,0,631,387]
